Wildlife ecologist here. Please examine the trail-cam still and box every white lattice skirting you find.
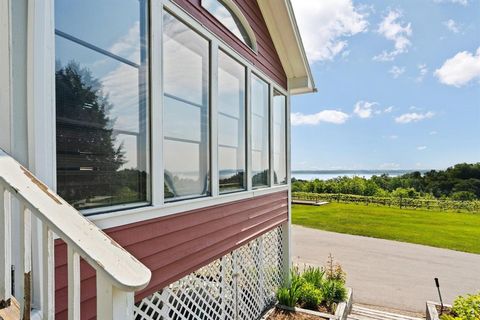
[134,226,285,320]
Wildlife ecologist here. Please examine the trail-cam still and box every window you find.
[202,0,255,50]
[55,0,149,211]
[163,12,210,201]
[273,91,287,185]
[251,75,270,188]
[218,51,246,193]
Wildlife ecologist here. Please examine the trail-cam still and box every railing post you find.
[42,225,55,320]
[97,271,134,320]
[68,246,80,320]
[0,186,12,308]
[20,205,32,320]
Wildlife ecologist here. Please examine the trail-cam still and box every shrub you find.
[299,282,323,310]
[325,254,346,284]
[321,280,347,310]
[440,292,480,320]
[302,266,325,288]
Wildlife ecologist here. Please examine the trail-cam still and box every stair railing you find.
[0,148,151,319]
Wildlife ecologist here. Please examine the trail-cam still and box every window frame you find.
[200,0,258,52]
[53,0,152,214]
[36,0,290,228]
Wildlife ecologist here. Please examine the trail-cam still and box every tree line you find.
[292,163,480,201]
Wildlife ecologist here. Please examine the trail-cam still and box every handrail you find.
[0,148,151,318]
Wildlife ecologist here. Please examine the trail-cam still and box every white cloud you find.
[395,112,435,123]
[417,146,427,151]
[434,47,480,87]
[384,106,394,113]
[429,131,438,135]
[291,0,368,62]
[109,22,140,63]
[443,19,460,33]
[291,110,350,125]
[384,135,399,140]
[373,9,412,61]
[389,65,405,78]
[434,0,468,5]
[416,64,428,82]
[353,101,379,118]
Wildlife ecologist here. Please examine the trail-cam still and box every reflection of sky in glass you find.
[273,92,287,184]
[163,13,210,199]
[55,0,147,170]
[251,75,269,185]
[218,51,246,192]
[202,0,250,46]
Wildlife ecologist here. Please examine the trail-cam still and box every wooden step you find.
[348,305,423,320]
[0,297,20,320]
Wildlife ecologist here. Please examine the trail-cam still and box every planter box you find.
[426,301,452,320]
[262,288,353,320]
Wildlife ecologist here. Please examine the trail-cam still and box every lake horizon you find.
[292,169,429,181]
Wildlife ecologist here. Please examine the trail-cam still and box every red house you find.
[0,0,315,319]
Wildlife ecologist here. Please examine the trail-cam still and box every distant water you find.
[292,170,426,181]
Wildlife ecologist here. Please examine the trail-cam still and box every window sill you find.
[89,185,290,230]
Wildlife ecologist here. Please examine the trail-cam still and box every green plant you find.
[320,280,347,311]
[302,266,325,288]
[440,292,480,320]
[276,269,305,307]
[299,282,323,310]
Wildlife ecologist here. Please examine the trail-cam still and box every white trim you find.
[0,0,12,154]
[257,0,315,94]
[90,185,289,229]
[246,67,253,191]
[200,0,258,52]
[211,40,220,197]
[151,0,164,206]
[269,84,274,187]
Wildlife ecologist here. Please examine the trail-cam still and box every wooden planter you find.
[426,301,452,320]
[262,288,353,320]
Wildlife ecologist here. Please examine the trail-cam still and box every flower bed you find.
[268,256,352,319]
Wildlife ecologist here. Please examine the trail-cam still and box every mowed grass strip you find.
[292,203,480,254]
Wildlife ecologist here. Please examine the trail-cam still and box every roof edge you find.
[257,0,316,95]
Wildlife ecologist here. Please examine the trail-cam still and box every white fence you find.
[134,227,285,320]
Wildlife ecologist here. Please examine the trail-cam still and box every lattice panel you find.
[134,226,285,320]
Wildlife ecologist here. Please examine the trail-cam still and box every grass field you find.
[292,203,480,254]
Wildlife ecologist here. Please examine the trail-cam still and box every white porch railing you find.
[0,149,151,319]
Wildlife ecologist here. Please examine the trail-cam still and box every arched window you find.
[202,0,257,51]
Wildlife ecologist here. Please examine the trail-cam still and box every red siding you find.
[54,191,288,320]
[172,0,287,89]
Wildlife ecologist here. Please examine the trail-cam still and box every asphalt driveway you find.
[292,225,480,314]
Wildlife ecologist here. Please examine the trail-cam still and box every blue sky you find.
[290,0,480,171]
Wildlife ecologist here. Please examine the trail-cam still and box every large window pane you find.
[251,75,270,188]
[163,12,210,201]
[218,51,246,193]
[55,0,149,211]
[273,91,287,185]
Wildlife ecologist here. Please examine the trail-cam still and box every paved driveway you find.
[292,225,480,314]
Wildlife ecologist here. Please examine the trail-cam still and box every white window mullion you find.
[211,40,219,197]
[246,67,252,191]
[151,0,164,206]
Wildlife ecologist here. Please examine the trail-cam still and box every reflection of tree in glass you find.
[253,170,269,187]
[56,61,145,209]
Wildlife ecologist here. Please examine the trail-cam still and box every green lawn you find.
[292,203,480,254]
